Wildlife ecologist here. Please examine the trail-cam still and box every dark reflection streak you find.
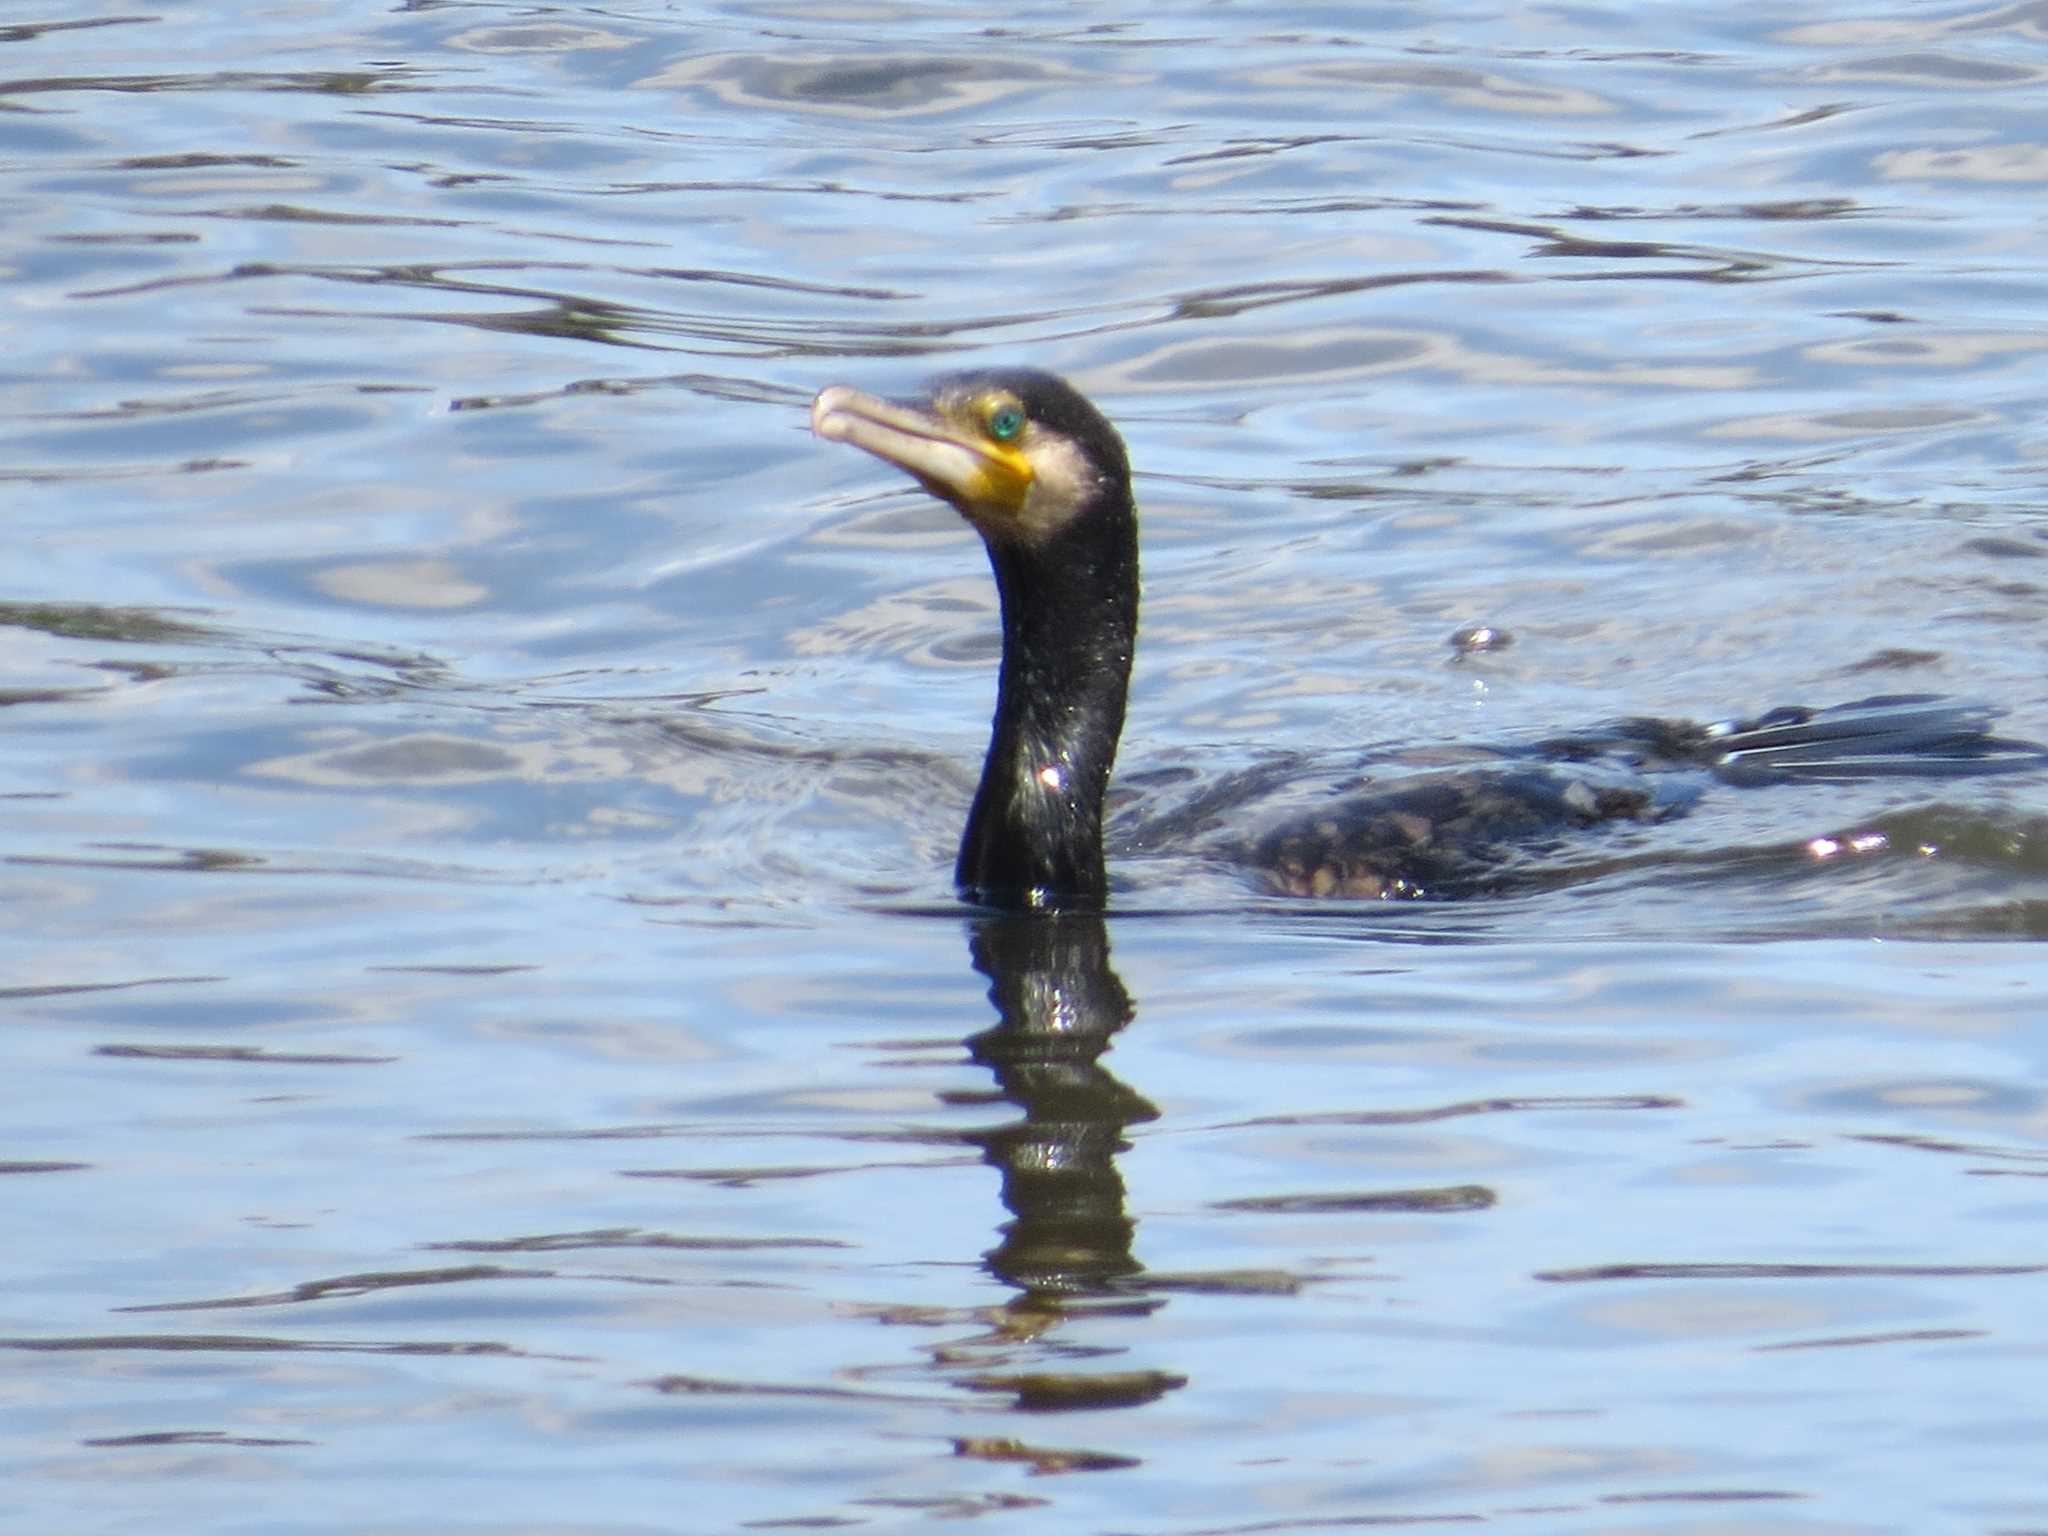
[0,687,97,706]
[348,109,592,136]
[6,848,539,886]
[85,1430,314,1448]
[0,601,220,645]
[1164,1502,1487,1531]
[1429,213,1862,278]
[95,1043,392,1065]
[116,1264,548,1313]
[1560,198,1861,221]
[33,387,354,424]
[1230,1093,1681,1129]
[1214,1185,1494,1214]
[76,258,897,307]
[620,1155,970,1180]
[1850,1132,2048,1163]
[76,265,948,356]
[0,16,155,44]
[1163,133,1362,166]
[1392,136,1668,164]
[1688,102,1861,139]
[1553,264,1781,285]
[1002,195,1484,223]
[0,975,221,1001]
[192,204,466,230]
[425,1228,846,1253]
[1604,1490,1796,1505]
[1539,1262,2048,1282]
[960,916,1156,1304]
[1755,1327,1981,1353]
[0,70,415,97]
[648,1373,944,1407]
[1172,268,1510,321]
[69,259,1115,358]
[113,152,297,170]
[614,179,994,208]
[0,458,244,483]
[655,265,907,300]
[0,1335,541,1357]
[272,303,666,350]
[452,372,806,413]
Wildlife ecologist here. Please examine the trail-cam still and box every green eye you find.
[987,405,1025,442]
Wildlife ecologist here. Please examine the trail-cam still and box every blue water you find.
[5,2,2048,1531]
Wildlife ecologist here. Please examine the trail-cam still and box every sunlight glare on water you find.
[4,1,2048,1532]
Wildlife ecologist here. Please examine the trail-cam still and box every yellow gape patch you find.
[811,382,1104,547]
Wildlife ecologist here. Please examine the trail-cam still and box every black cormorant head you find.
[812,368,1140,910]
[810,368,1132,550]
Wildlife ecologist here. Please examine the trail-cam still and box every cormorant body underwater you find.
[811,368,2044,911]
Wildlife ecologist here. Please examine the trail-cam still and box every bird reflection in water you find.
[949,913,1186,1414]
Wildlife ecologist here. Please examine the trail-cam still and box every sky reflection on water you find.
[5,1,2048,1531]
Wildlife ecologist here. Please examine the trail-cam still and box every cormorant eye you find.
[987,404,1025,443]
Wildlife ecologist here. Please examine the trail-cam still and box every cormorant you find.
[811,368,2042,911]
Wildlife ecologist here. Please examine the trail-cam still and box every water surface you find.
[5,2,2048,1531]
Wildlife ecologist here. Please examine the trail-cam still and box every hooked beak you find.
[811,385,1033,522]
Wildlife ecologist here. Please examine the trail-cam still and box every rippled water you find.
[7,2,2048,1531]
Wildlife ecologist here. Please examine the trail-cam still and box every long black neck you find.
[957,500,1138,910]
